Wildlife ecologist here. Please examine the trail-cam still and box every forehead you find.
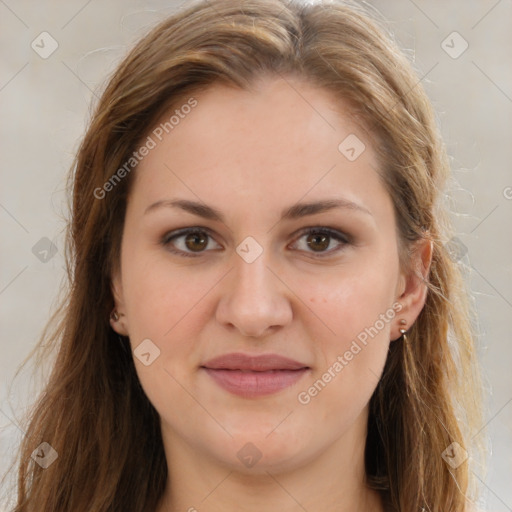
[129,77,390,222]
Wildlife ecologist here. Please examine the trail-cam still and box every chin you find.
[203,425,318,475]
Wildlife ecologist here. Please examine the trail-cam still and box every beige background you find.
[1,0,511,509]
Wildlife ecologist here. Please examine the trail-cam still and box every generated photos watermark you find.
[93,97,198,200]
[297,302,403,405]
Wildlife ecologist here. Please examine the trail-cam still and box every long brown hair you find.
[11,0,484,510]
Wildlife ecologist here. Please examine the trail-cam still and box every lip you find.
[202,353,309,371]
[201,353,310,398]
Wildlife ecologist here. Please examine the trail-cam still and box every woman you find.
[12,0,484,510]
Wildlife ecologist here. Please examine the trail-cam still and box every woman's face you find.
[112,77,418,474]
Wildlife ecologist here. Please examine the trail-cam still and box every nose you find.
[215,251,293,338]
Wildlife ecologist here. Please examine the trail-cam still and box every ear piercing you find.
[399,319,408,341]
[110,309,123,322]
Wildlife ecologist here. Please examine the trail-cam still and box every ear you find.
[392,236,433,341]
[109,267,129,336]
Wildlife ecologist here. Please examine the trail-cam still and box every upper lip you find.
[201,353,309,371]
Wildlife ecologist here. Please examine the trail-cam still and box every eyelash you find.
[160,226,351,259]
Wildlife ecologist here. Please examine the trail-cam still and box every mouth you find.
[200,353,311,398]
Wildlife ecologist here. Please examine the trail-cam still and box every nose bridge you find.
[233,249,273,300]
[215,243,292,337]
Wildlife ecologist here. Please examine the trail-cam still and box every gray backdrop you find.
[1,0,511,510]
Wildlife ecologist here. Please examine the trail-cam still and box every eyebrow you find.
[144,197,372,222]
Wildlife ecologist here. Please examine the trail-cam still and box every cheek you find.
[122,250,214,340]
[307,260,399,346]
[121,256,215,415]
[299,259,398,408]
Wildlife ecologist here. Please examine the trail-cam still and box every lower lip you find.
[202,368,309,398]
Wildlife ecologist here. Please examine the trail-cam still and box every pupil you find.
[186,232,207,251]
[307,233,329,251]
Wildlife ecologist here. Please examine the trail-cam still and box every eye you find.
[161,227,222,257]
[290,227,350,257]
[161,226,350,258]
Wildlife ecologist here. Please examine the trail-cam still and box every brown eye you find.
[184,231,208,252]
[306,232,330,252]
[162,228,222,257]
[291,227,350,257]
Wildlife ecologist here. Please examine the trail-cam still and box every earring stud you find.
[399,319,407,339]
[110,309,120,322]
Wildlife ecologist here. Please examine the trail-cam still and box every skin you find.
[111,76,432,512]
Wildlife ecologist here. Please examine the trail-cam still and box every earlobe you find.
[109,308,129,336]
[392,237,433,340]
[110,271,129,336]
